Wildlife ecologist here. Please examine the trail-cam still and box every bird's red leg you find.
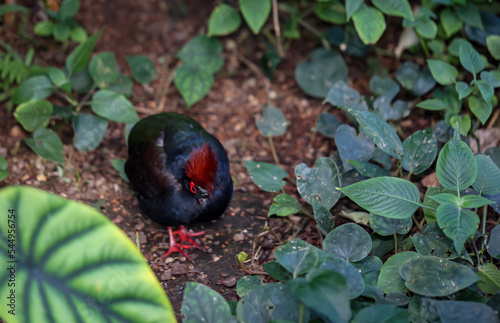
[161,226,205,262]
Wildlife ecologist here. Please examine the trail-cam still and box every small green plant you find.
[0,156,8,181]
[33,0,87,43]
[11,29,158,165]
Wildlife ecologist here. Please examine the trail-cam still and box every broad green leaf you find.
[207,4,241,36]
[472,155,500,195]
[288,269,351,322]
[314,113,340,138]
[377,252,420,293]
[413,222,464,259]
[256,105,287,137]
[352,256,383,287]
[89,52,119,88]
[239,0,270,34]
[401,128,437,175]
[338,177,421,219]
[480,71,500,88]
[59,0,79,19]
[321,258,364,299]
[182,282,235,323]
[236,284,309,322]
[125,55,157,84]
[0,156,8,181]
[370,213,412,236]
[11,75,54,104]
[53,22,71,42]
[70,25,87,42]
[440,8,462,37]
[416,98,447,111]
[487,35,500,60]
[0,186,175,322]
[477,80,494,103]
[345,0,363,20]
[399,256,478,296]
[70,64,94,94]
[245,160,288,192]
[274,239,319,277]
[450,115,471,136]
[327,25,371,57]
[236,276,261,297]
[176,35,224,74]
[313,201,335,235]
[354,304,410,323]
[34,20,54,36]
[373,98,410,121]
[362,286,410,306]
[263,261,293,282]
[108,74,133,96]
[24,128,65,164]
[66,28,103,76]
[91,90,139,123]
[448,37,472,57]
[488,225,500,259]
[396,62,435,96]
[314,0,347,24]
[431,300,498,323]
[436,204,479,253]
[268,193,301,217]
[427,59,457,85]
[324,80,368,111]
[428,192,459,206]
[295,157,341,209]
[336,124,375,171]
[456,2,483,29]
[340,106,404,159]
[323,223,372,262]
[455,81,473,100]
[369,75,400,101]
[111,158,129,183]
[348,160,391,178]
[295,48,348,98]
[459,195,494,208]
[436,131,477,191]
[469,95,492,124]
[423,187,455,223]
[372,0,412,20]
[434,84,462,115]
[459,42,484,76]
[173,63,214,108]
[352,4,386,44]
[48,67,71,93]
[14,100,53,131]
[73,113,108,151]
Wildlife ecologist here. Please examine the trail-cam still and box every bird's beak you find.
[197,198,207,208]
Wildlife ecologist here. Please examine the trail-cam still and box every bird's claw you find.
[162,226,206,262]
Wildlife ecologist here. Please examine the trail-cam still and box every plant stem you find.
[236,256,252,275]
[471,240,482,266]
[298,18,331,50]
[299,303,305,323]
[417,34,430,58]
[411,214,422,231]
[272,0,284,57]
[481,205,487,249]
[268,136,280,165]
[394,232,398,254]
[76,86,96,112]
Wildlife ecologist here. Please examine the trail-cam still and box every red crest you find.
[185,143,218,189]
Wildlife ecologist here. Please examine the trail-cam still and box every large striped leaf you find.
[436,203,479,254]
[338,177,421,219]
[0,186,175,323]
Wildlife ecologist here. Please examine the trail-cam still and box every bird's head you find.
[185,143,218,207]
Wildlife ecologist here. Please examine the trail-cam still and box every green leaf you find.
[348,160,391,178]
[70,25,87,42]
[459,195,493,208]
[111,158,129,183]
[436,131,477,191]
[399,256,478,296]
[401,128,437,175]
[371,0,412,20]
[469,95,492,124]
[340,106,404,159]
[125,55,157,85]
[369,75,400,101]
[89,52,119,88]
[295,48,348,98]
[429,193,459,205]
[338,177,421,219]
[314,0,347,24]
[352,4,386,44]
[423,187,455,223]
[455,81,473,100]
[472,155,500,195]
[288,268,351,322]
[314,113,340,138]
[488,225,500,259]
[323,223,372,261]
[34,20,54,36]
[268,193,301,217]
[90,90,139,123]
[256,105,287,137]
[354,304,410,323]
[66,28,103,76]
[53,22,71,42]
[59,0,79,19]
[236,276,261,297]
[416,98,448,111]
[182,282,235,323]
[456,2,483,29]
[450,115,471,136]
[0,186,175,322]
[431,300,498,323]
[72,113,108,151]
[11,75,54,104]
[108,74,133,96]
[313,201,335,235]
[239,0,270,34]
[413,222,465,259]
[245,160,288,192]
[370,213,412,236]
[440,8,463,37]
[336,124,375,171]
[0,156,8,181]
[321,258,364,299]
[24,128,65,164]
[48,67,71,93]
[325,80,368,111]
[459,42,484,76]
[477,80,494,103]
[176,35,223,74]
[480,71,500,88]
[14,100,53,131]
[236,284,308,322]
[207,4,241,36]
[427,59,458,85]
[295,157,341,210]
[274,239,319,277]
[436,204,479,253]
[345,0,363,20]
[396,62,436,96]
[174,63,214,108]
[487,35,500,60]
[263,261,293,282]
[377,252,420,293]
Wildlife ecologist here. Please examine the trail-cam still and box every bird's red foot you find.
[162,226,205,262]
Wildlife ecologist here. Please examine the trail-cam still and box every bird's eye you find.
[189,181,197,194]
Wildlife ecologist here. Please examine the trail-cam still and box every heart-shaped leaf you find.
[431,300,498,323]
[91,90,139,123]
[182,282,236,323]
[335,124,375,171]
[324,80,368,111]
[369,75,400,101]
[256,105,287,137]
[321,257,365,299]
[208,4,241,36]
[352,4,386,44]
[370,213,412,236]
[401,128,437,175]
[24,128,65,164]
[73,113,108,151]
[239,0,271,34]
[174,63,214,108]
[377,252,420,293]
[0,186,175,322]
[372,97,410,121]
[274,239,319,278]
[176,35,224,74]
[413,222,467,260]
[323,223,372,262]
[313,113,341,138]
[268,193,301,217]
[245,160,288,192]
[396,62,436,96]
[313,201,335,235]
[89,52,119,88]
[126,55,157,84]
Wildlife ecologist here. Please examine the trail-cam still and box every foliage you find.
[34,0,87,43]
[0,186,176,322]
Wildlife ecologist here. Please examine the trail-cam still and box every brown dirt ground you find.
[1,0,499,321]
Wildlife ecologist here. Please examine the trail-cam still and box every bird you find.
[125,112,233,261]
